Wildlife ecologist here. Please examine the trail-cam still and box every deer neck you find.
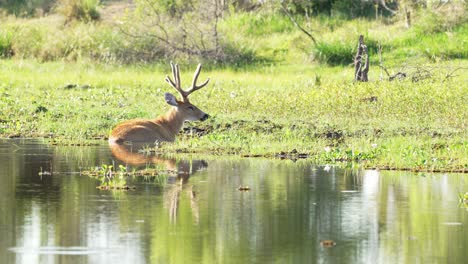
[156,108,186,139]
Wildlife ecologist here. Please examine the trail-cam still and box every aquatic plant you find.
[81,163,172,190]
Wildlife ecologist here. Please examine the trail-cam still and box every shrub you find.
[314,35,380,66]
[314,41,353,65]
[0,0,55,17]
[10,24,47,59]
[56,0,100,22]
[224,11,295,36]
[0,30,14,57]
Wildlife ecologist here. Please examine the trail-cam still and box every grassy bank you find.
[0,3,467,172]
[0,59,466,172]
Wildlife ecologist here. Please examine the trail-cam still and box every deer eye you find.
[187,106,194,111]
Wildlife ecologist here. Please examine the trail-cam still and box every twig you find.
[281,4,317,46]
[378,64,391,78]
[378,0,397,15]
[377,43,408,81]
[442,67,466,82]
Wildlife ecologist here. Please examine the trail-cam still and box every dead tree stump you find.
[404,7,411,28]
[354,35,369,82]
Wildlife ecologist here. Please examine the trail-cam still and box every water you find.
[0,139,466,264]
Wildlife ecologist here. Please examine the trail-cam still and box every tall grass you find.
[0,0,55,16]
[0,57,466,170]
[0,30,13,57]
[223,11,295,36]
[56,0,100,22]
[0,4,466,65]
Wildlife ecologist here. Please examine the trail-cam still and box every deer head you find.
[164,62,210,122]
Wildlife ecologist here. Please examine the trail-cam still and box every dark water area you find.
[0,139,466,264]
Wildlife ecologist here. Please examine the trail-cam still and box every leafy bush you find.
[224,11,295,36]
[0,30,13,57]
[0,1,465,66]
[10,24,47,59]
[0,0,55,16]
[314,41,353,65]
[282,0,391,18]
[56,0,100,22]
[313,36,379,66]
[216,41,263,67]
[393,10,468,61]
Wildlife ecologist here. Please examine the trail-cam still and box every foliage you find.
[281,0,393,18]
[224,11,295,36]
[0,59,466,172]
[0,0,55,16]
[314,40,353,65]
[121,0,227,61]
[0,29,13,57]
[0,1,467,172]
[0,2,466,64]
[81,163,171,189]
[55,0,100,22]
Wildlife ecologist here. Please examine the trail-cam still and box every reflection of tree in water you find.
[2,140,467,263]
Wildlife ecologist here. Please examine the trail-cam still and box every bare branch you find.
[281,4,317,46]
[442,67,466,82]
[119,0,224,61]
[378,0,397,15]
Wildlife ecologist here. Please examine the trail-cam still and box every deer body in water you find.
[109,62,210,144]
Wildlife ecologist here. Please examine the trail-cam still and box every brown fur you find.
[109,62,209,146]
[109,101,207,144]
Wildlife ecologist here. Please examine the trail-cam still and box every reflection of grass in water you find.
[81,164,173,190]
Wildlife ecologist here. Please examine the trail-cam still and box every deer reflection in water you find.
[109,142,207,224]
[108,62,211,223]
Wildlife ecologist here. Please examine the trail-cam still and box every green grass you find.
[57,0,101,22]
[81,163,171,190]
[0,29,13,57]
[0,59,466,172]
[0,5,464,65]
[0,5,466,172]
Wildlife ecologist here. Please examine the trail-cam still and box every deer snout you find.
[200,114,209,121]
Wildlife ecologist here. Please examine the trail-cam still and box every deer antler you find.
[165,62,210,102]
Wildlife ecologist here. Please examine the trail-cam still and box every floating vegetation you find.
[82,166,174,178]
[320,240,337,247]
[275,149,309,160]
[365,166,467,173]
[96,185,136,191]
[81,164,174,190]
[238,185,251,191]
[49,139,102,146]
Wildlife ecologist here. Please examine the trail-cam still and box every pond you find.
[0,139,466,263]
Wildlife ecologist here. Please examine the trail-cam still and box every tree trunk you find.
[354,35,369,82]
[404,7,411,28]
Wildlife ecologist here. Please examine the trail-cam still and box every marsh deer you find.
[109,62,210,144]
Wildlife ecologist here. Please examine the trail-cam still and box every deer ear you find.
[165,93,179,106]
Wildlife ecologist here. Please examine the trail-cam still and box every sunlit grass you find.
[2,59,465,171]
[0,6,467,171]
[1,6,465,65]
[81,163,172,190]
